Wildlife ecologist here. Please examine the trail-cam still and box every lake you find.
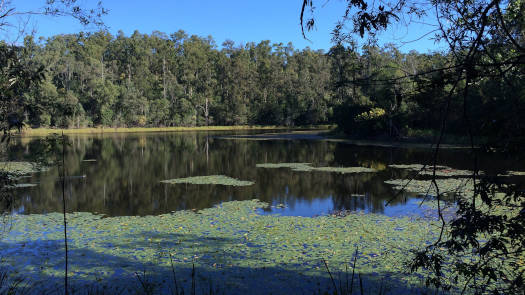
[6,130,521,217]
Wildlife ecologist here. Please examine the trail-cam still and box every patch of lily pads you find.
[12,183,38,188]
[388,164,476,177]
[256,163,313,171]
[501,171,525,176]
[256,163,377,174]
[160,175,254,186]
[385,178,474,196]
[389,164,445,170]
[0,200,450,294]
[0,162,46,176]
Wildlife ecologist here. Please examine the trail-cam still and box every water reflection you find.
[5,132,521,217]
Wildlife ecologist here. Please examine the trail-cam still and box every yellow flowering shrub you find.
[355,107,386,122]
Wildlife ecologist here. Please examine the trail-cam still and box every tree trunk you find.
[101,55,104,82]
[205,97,209,126]
[163,57,167,100]
[127,64,132,85]
[194,108,197,127]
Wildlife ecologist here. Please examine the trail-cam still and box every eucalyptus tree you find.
[143,31,175,126]
[213,40,250,125]
[0,0,107,129]
[285,46,331,125]
[179,35,217,126]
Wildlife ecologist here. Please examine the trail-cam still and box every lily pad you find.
[257,163,377,174]
[160,175,254,186]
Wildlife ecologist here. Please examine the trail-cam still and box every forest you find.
[5,28,522,144]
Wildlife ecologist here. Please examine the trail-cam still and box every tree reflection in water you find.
[5,131,521,216]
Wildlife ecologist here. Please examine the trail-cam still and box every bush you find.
[334,105,387,137]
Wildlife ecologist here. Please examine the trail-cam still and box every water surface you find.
[6,130,522,217]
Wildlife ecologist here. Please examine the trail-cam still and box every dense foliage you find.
[3,32,335,128]
[2,29,519,138]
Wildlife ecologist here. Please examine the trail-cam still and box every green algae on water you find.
[160,175,254,186]
[256,163,377,174]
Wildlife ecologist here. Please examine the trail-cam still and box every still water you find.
[6,130,521,217]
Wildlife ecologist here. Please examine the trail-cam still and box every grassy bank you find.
[20,125,335,136]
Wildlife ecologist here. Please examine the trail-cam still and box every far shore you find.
[18,126,473,149]
[19,125,335,136]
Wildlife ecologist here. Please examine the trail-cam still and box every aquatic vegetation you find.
[417,169,476,177]
[506,171,525,176]
[0,162,45,175]
[313,166,376,173]
[255,163,313,171]
[160,175,254,186]
[388,164,475,177]
[12,183,38,188]
[270,203,287,209]
[385,178,474,196]
[0,200,446,294]
[389,164,439,170]
[256,163,377,174]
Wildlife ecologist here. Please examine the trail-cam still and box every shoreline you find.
[18,125,335,136]
[18,126,473,149]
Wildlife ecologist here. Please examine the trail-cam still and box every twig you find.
[191,262,195,295]
[169,252,179,295]
[359,272,364,295]
[322,259,337,292]
[350,247,358,294]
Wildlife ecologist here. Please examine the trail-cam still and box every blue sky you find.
[5,0,445,53]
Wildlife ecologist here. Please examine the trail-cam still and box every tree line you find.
[2,28,523,144]
[10,31,333,128]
